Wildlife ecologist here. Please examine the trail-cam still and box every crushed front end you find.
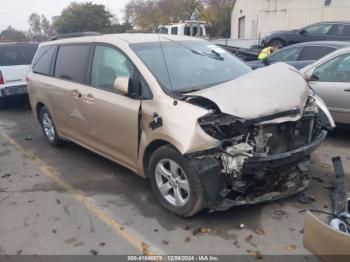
[186,96,332,211]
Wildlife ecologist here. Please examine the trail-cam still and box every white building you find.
[231,0,350,39]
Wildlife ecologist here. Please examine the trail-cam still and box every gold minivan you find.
[27,33,335,217]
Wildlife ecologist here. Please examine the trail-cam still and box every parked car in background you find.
[248,41,350,70]
[28,33,334,217]
[301,47,350,124]
[261,21,350,48]
[0,42,38,108]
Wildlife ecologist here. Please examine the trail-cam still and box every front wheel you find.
[148,145,204,217]
[268,38,285,48]
[39,106,64,146]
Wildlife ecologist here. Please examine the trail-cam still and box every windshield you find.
[130,40,252,93]
[0,43,38,66]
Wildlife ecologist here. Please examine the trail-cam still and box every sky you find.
[0,0,130,31]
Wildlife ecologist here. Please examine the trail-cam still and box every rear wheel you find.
[39,106,64,146]
[148,145,204,217]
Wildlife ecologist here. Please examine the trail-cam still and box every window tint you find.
[299,46,335,61]
[0,43,38,66]
[303,24,332,35]
[313,53,350,82]
[328,24,350,36]
[32,45,55,75]
[54,45,90,84]
[91,45,134,92]
[171,27,178,35]
[159,27,168,34]
[268,47,303,62]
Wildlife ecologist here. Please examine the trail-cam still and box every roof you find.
[42,33,203,46]
[284,41,350,49]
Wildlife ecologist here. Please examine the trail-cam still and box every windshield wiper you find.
[163,37,224,61]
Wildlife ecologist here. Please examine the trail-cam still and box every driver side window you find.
[91,45,134,93]
[313,53,350,82]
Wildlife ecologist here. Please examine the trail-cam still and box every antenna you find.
[157,32,174,91]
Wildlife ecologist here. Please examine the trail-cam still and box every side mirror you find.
[303,68,315,81]
[114,76,130,95]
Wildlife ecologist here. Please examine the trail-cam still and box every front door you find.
[80,45,141,168]
[309,52,350,124]
[238,16,245,39]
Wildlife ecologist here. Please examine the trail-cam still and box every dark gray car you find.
[248,41,350,70]
[261,21,350,48]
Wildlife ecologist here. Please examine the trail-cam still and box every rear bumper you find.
[0,85,28,98]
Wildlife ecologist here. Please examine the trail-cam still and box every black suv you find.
[261,21,350,48]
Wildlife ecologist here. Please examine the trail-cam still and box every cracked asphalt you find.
[0,101,349,257]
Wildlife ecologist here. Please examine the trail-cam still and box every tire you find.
[268,38,285,48]
[0,97,6,109]
[39,106,64,146]
[148,145,204,217]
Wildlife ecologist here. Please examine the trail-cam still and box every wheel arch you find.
[142,139,179,178]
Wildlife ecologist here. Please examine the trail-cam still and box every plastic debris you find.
[255,228,265,235]
[298,192,315,204]
[285,244,296,251]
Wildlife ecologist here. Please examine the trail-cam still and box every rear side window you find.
[299,46,335,61]
[32,45,56,75]
[54,45,90,84]
[0,44,38,66]
[328,24,350,37]
[171,27,178,35]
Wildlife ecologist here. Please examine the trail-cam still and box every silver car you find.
[301,47,350,124]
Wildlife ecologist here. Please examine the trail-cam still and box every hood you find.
[190,63,309,120]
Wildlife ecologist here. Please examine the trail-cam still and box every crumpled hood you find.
[190,63,309,120]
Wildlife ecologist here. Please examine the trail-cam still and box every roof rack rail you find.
[49,32,101,41]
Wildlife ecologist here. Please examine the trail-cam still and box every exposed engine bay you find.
[185,95,332,211]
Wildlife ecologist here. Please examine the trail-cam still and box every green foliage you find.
[0,26,28,42]
[53,2,114,34]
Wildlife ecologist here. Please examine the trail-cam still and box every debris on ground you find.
[321,162,330,168]
[298,192,316,204]
[141,242,150,255]
[233,240,240,248]
[162,240,169,245]
[16,250,22,255]
[239,223,245,229]
[272,210,286,219]
[1,173,11,178]
[52,229,57,234]
[255,228,265,235]
[312,176,324,183]
[24,137,32,141]
[247,249,263,259]
[245,234,254,243]
[285,244,296,251]
[185,237,191,243]
[89,249,98,255]
[98,242,106,247]
[27,200,34,203]
[324,184,335,191]
[56,199,61,204]
[153,229,158,232]
[192,227,211,235]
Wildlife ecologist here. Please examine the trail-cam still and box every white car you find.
[0,42,38,108]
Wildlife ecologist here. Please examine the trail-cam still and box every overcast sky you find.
[0,0,130,31]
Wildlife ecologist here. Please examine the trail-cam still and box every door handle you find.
[344,88,350,92]
[72,89,82,99]
[84,94,95,104]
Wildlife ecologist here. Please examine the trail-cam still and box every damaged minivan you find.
[27,34,335,217]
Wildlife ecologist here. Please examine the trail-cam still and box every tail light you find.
[0,71,4,85]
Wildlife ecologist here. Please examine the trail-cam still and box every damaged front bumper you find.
[187,128,327,212]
